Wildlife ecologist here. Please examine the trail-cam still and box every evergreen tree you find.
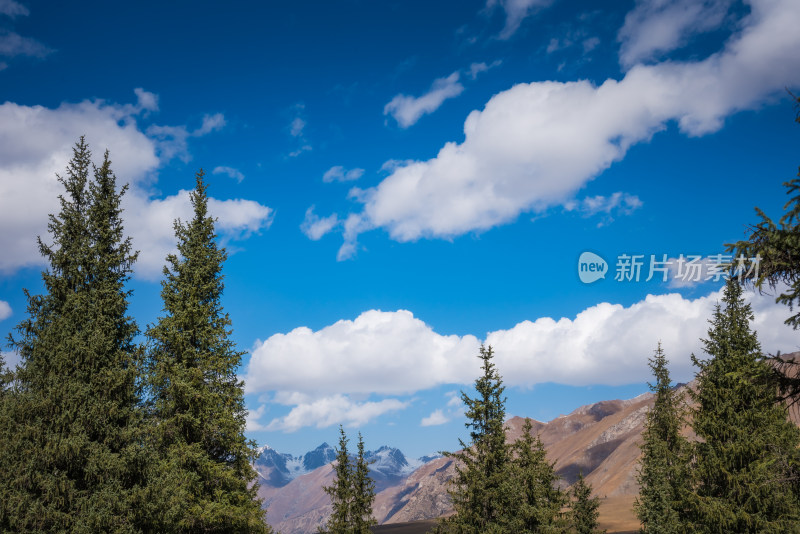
[351,433,377,534]
[436,345,511,534]
[569,473,603,534]
[1,138,145,532]
[320,427,376,534]
[145,170,269,533]
[634,343,689,534]
[321,426,354,534]
[686,278,800,532]
[506,417,566,533]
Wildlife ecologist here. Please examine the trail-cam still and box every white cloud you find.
[0,30,50,58]
[0,0,28,18]
[146,112,225,163]
[212,166,245,182]
[264,395,410,432]
[564,192,643,226]
[421,409,450,427]
[0,1,51,63]
[583,36,601,53]
[1,350,20,370]
[323,165,365,183]
[0,300,11,321]
[287,105,312,157]
[333,0,800,257]
[289,144,312,157]
[619,0,733,68]
[245,288,798,401]
[290,117,305,138]
[384,72,464,128]
[486,0,555,39]
[246,404,270,432]
[301,207,340,240]
[0,91,273,278]
[245,309,482,397]
[133,87,159,113]
[468,60,502,80]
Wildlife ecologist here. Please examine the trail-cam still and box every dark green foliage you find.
[352,433,377,533]
[320,426,377,534]
[569,474,603,534]
[686,279,800,532]
[322,426,354,534]
[1,138,145,532]
[506,417,567,533]
[634,343,689,534]
[436,345,511,534]
[144,170,269,533]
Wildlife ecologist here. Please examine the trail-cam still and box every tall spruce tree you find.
[145,170,269,533]
[1,139,145,532]
[321,426,354,534]
[505,417,566,533]
[351,433,377,533]
[569,473,603,534]
[687,278,800,532]
[320,427,376,534]
[436,345,511,534]
[634,343,689,534]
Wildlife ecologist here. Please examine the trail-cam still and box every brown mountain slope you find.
[261,355,800,534]
[380,392,656,530]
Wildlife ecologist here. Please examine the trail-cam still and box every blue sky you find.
[1,0,799,459]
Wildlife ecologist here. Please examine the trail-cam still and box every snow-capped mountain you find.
[253,442,437,489]
[253,442,337,487]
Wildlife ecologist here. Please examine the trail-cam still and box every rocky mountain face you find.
[255,443,438,534]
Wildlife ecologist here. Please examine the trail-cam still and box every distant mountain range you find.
[254,356,800,534]
[253,442,435,489]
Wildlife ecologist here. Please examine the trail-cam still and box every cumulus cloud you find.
[243,287,796,430]
[384,72,464,128]
[245,288,797,413]
[331,0,800,258]
[301,207,340,240]
[0,300,10,321]
[487,0,555,39]
[322,165,365,183]
[0,91,273,277]
[212,166,245,182]
[245,309,481,397]
[263,395,410,432]
[619,0,734,68]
